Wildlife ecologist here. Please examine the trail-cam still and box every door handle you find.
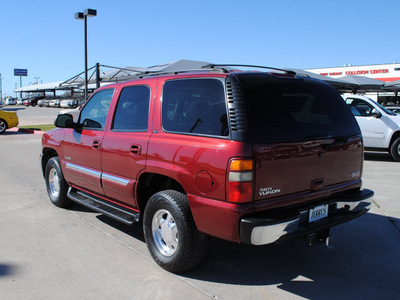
[93,140,101,149]
[130,145,142,156]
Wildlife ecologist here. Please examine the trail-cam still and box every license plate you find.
[309,204,328,223]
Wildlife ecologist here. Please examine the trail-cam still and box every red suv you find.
[41,65,373,273]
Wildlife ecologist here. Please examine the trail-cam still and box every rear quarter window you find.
[162,78,228,137]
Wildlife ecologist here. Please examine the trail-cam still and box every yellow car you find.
[0,109,19,134]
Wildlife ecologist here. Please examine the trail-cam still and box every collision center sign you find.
[14,69,28,76]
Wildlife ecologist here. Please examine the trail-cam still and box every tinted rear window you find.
[237,74,360,142]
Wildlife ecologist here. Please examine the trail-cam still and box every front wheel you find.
[0,119,7,134]
[143,190,207,273]
[45,157,72,207]
[390,137,400,162]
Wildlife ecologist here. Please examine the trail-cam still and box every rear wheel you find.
[0,119,7,134]
[45,157,72,207]
[390,137,400,162]
[143,190,207,273]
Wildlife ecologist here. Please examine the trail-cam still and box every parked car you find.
[385,106,400,115]
[23,95,45,107]
[4,97,17,105]
[344,94,400,161]
[42,65,373,273]
[43,99,51,107]
[60,99,78,108]
[49,99,60,108]
[0,109,19,133]
[16,98,24,105]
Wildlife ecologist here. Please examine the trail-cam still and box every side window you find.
[162,79,228,136]
[346,98,374,117]
[79,89,114,129]
[112,86,150,131]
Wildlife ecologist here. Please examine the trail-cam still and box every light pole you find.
[75,8,97,101]
[0,74,2,102]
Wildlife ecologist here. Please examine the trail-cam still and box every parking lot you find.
[0,108,399,299]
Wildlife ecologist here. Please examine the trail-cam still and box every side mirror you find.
[371,109,382,118]
[55,114,75,128]
[82,118,102,129]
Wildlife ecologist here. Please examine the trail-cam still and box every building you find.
[306,63,400,104]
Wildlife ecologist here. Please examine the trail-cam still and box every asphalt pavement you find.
[0,130,399,299]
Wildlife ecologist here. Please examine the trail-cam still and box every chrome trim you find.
[66,162,101,179]
[246,196,373,245]
[102,173,130,186]
[250,218,300,245]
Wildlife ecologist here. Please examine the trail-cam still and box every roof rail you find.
[109,64,297,79]
[202,64,297,75]
[135,67,226,78]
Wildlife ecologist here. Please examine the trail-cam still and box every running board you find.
[67,187,140,225]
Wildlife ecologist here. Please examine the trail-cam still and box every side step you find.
[67,187,140,225]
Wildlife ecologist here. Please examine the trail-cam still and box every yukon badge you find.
[259,187,281,196]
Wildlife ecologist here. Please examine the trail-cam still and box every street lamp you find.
[75,8,97,100]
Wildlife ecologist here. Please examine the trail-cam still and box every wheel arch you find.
[136,172,186,214]
[41,148,59,177]
[389,130,400,148]
[0,118,8,131]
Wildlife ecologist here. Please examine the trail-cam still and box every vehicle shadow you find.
[67,203,146,242]
[1,107,26,112]
[183,212,400,299]
[1,131,30,136]
[364,151,395,162]
[97,214,145,242]
[0,264,16,277]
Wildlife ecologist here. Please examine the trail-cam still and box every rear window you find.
[237,74,360,142]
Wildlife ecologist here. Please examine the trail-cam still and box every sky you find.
[1,0,400,97]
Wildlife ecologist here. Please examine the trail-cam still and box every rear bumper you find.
[240,189,374,245]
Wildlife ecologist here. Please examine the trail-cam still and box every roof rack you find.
[131,64,297,79]
[202,64,297,75]
[135,67,226,78]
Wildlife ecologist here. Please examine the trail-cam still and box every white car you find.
[343,94,400,161]
[5,97,17,105]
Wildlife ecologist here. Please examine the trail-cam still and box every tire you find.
[390,137,400,162]
[0,119,7,134]
[143,190,207,273]
[45,157,72,208]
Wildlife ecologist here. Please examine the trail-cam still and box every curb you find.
[9,128,45,135]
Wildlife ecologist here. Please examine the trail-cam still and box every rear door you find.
[101,83,153,207]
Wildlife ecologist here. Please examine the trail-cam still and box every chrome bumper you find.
[240,189,373,245]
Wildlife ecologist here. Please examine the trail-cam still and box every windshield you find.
[237,74,360,142]
[375,100,396,116]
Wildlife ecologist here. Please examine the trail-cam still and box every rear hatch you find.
[235,73,363,201]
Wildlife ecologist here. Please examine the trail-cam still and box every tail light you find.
[227,158,254,203]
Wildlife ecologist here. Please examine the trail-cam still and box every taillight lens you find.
[227,159,254,203]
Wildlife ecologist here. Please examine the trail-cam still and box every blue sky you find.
[1,0,399,97]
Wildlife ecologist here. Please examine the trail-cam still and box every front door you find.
[62,89,114,195]
[346,97,388,148]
